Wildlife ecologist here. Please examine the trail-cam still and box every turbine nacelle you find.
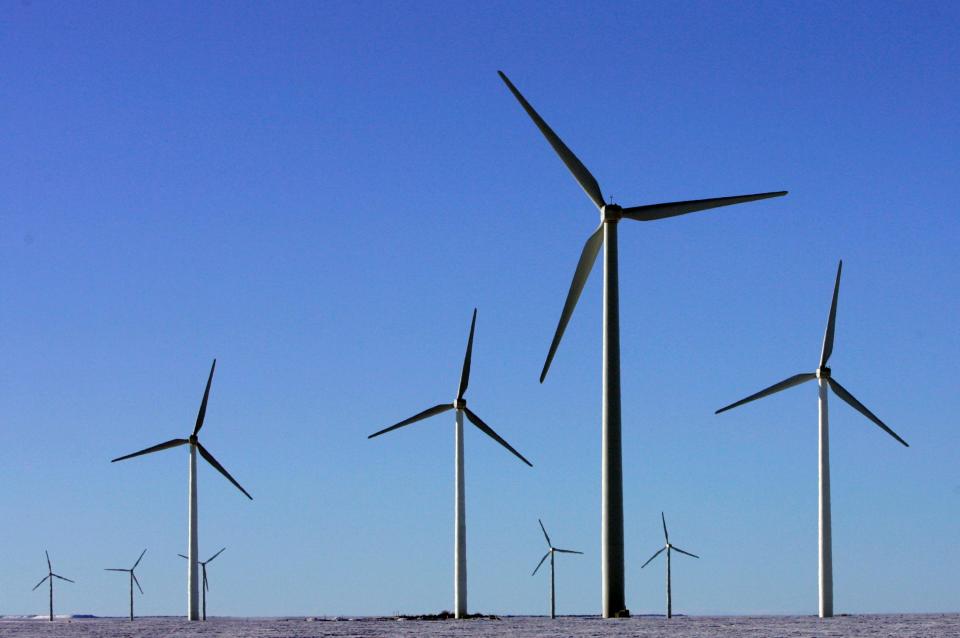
[816,366,831,380]
[454,398,467,410]
[601,204,622,222]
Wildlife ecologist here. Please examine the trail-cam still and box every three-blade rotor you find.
[105,549,147,594]
[532,518,583,575]
[715,261,908,447]
[498,70,787,382]
[111,359,254,499]
[34,551,74,590]
[368,309,532,467]
[641,513,699,568]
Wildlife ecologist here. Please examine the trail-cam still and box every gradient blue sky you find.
[2,0,957,618]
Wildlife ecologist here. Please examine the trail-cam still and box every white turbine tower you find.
[531,519,583,619]
[31,551,74,621]
[111,359,252,621]
[498,70,787,617]
[179,547,225,620]
[368,308,532,619]
[715,260,908,617]
[640,513,699,619]
[105,549,147,621]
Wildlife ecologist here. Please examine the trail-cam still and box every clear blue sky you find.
[2,0,957,618]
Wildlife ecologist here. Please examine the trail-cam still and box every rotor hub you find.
[816,366,831,379]
[454,398,466,410]
[189,434,198,444]
[601,204,622,222]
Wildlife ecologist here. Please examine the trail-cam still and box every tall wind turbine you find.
[532,519,583,619]
[640,513,699,619]
[105,549,146,621]
[111,359,252,621]
[32,551,74,621]
[368,308,532,619]
[498,70,787,617]
[715,260,908,618]
[179,547,225,620]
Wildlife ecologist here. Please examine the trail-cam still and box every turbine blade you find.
[133,572,143,594]
[457,309,478,402]
[541,224,604,383]
[538,518,552,547]
[206,547,227,563]
[196,442,253,499]
[641,547,666,569]
[498,71,605,209]
[661,511,669,544]
[463,407,533,467]
[553,549,584,555]
[672,546,700,559]
[368,403,454,439]
[621,191,787,222]
[111,438,189,463]
[177,554,188,560]
[104,568,128,572]
[715,372,816,414]
[46,550,51,572]
[203,570,209,592]
[194,359,217,436]
[531,551,550,576]
[132,548,147,570]
[32,575,50,590]
[820,261,843,368]
[828,378,909,447]
[52,574,74,583]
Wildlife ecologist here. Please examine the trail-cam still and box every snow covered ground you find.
[0,615,958,637]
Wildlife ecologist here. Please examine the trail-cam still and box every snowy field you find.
[1,615,958,637]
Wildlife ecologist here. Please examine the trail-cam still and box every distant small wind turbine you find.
[640,513,699,619]
[179,547,225,621]
[105,549,146,621]
[715,260,908,618]
[498,70,786,618]
[531,519,583,619]
[368,308,532,619]
[111,359,252,621]
[32,551,74,621]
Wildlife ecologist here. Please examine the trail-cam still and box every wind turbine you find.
[368,308,532,619]
[498,70,787,617]
[531,519,583,619]
[105,549,146,621]
[31,551,74,621]
[640,513,699,619]
[715,260,908,618]
[179,547,225,621]
[111,359,252,621]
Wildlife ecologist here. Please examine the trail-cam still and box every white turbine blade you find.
[32,575,50,591]
[196,442,253,500]
[553,548,583,555]
[132,572,143,594]
[671,546,700,559]
[820,261,842,368]
[828,378,909,447]
[132,548,147,570]
[538,519,552,547]
[111,438,189,463]
[715,372,816,414]
[463,407,533,467]
[52,574,74,583]
[621,191,787,222]
[206,547,227,563]
[531,551,551,576]
[193,358,217,437]
[640,546,666,569]
[368,403,453,439]
[541,224,604,383]
[498,71,605,209]
[457,309,478,402]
